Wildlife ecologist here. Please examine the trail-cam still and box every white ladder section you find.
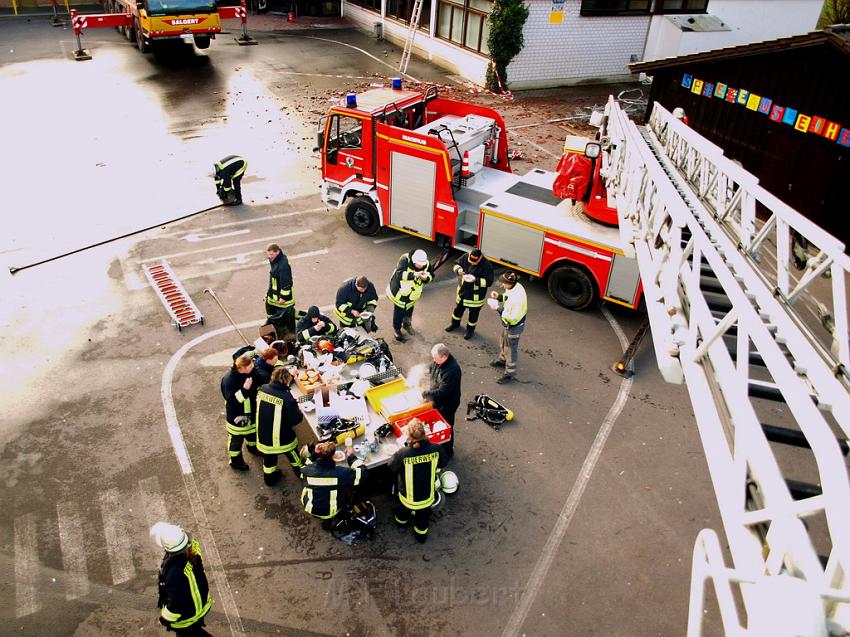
[599,97,850,636]
[398,0,424,76]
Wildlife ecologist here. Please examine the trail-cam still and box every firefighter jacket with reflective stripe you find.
[300,455,367,519]
[255,381,303,454]
[158,541,212,630]
[334,278,378,326]
[214,155,247,191]
[296,312,338,343]
[386,252,433,310]
[423,354,462,419]
[221,368,259,435]
[389,441,448,510]
[266,252,294,309]
[497,283,527,327]
[453,253,494,308]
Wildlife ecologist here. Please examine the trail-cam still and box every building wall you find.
[343,2,490,84]
[507,0,650,89]
[645,0,824,61]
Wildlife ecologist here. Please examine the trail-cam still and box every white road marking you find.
[372,235,407,244]
[177,249,329,282]
[139,477,169,559]
[98,489,136,585]
[139,230,311,263]
[56,501,90,601]
[157,207,327,238]
[183,229,250,242]
[14,512,40,618]
[501,305,632,637]
[197,252,253,265]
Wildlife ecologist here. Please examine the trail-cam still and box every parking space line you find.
[139,477,170,560]
[56,502,90,601]
[177,249,329,282]
[14,513,40,618]
[140,230,312,263]
[98,489,136,585]
[501,305,632,637]
[158,207,326,238]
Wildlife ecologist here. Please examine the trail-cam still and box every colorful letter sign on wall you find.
[550,0,565,24]
[681,73,850,148]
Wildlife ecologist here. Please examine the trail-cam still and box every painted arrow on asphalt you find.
[182,229,250,242]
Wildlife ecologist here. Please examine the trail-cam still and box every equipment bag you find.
[466,394,514,430]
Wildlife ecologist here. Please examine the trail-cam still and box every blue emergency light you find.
[391,77,402,90]
[346,93,357,107]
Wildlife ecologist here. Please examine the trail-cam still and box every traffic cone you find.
[461,151,471,177]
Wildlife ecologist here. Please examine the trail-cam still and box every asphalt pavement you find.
[0,16,723,637]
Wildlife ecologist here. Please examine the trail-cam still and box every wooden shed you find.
[631,27,850,246]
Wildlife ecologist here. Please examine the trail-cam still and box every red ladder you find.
[143,261,204,332]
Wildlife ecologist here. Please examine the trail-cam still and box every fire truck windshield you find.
[145,0,215,14]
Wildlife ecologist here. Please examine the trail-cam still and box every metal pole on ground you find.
[69,10,92,60]
[204,288,251,346]
[611,317,650,379]
[234,0,257,45]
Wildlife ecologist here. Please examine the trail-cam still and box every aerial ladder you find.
[597,98,850,635]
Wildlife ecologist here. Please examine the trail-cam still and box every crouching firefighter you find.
[389,419,448,543]
[214,155,247,205]
[300,441,368,530]
[151,523,212,635]
[255,367,304,485]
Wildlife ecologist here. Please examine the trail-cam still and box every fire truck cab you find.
[318,83,642,311]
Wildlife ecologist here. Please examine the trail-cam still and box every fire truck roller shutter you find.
[603,254,641,307]
[389,151,436,239]
[479,214,544,274]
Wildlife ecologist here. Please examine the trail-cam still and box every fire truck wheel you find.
[345,197,380,236]
[136,21,150,53]
[548,265,595,311]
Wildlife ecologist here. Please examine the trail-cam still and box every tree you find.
[485,0,529,93]
[817,0,850,28]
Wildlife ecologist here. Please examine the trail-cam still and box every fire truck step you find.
[142,260,204,332]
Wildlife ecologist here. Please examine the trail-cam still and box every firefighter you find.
[296,305,338,344]
[221,353,262,470]
[386,249,433,342]
[214,155,247,205]
[390,419,448,543]
[300,441,368,530]
[265,243,296,339]
[255,366,304,485]
[254,348,279,387]
[151,523,212,635]
[422,343,461,458]
[445,248,494,340]
[489,271,527,384]
[335,275,378,333]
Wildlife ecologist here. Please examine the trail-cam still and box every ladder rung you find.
[748,380,783,402]
[762,423,850,456]
[704,291,733,313]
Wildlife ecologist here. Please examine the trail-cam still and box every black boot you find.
[402,321,415,336]
[394,330,407,342]
[229,457,249,471]
[263,470,282,486]
[463,326,475,340]
[445,320,460,333]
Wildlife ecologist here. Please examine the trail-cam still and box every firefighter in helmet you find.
[214,155,247,205]
[445,248,494,340]
[386,249,433,342]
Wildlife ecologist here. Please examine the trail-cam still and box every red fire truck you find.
[318,83,642,311]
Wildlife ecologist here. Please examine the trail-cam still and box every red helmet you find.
[316,339,334,354]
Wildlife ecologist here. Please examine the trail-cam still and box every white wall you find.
[343,2,490,84]
[644,0,823,61]
[508,0,650,89]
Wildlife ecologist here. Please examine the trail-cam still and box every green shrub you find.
[485,0,529,93]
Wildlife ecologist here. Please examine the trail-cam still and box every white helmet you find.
[150,522,189,553]
[440,470,459,494]
[412,249,428,267]
[672,107,686,120]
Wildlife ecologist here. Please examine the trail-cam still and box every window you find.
[580,0,650,16]
[347,0,380,13]
[385,0,432,29]
[654,0,708,12]
[325,114,363,166]
[436,0,492,54]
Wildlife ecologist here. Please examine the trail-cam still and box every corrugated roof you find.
[631,26,850,73]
